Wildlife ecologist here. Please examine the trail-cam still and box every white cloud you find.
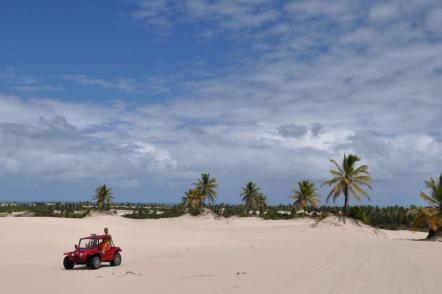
[62,74,142,93]
[129,0,279,35]
[1,91,441,203]
[0,67,63,92]
[0,95,176,187]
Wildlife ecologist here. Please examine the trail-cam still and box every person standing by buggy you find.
[104,227,111,239]
[100,227,112,253]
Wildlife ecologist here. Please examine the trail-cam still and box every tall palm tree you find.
[241,181,261,211]
[193,173,218,205]
[411,174,442,239]
[93,184,113,210]
[321,154,372,216]
[289,180,319,211]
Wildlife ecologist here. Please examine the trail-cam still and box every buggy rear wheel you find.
[110,252,121,266]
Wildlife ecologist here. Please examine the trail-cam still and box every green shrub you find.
[318,211,330,221]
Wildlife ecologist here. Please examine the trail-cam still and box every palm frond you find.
[350,164,369,176]
[321,177,340,187]
[330,159,344,174]
[419,192,439,206]
[353,179,372,189]
[352,182,371,200]
[348,185,361,201]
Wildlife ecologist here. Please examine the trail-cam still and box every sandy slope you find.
[0,215,440,294]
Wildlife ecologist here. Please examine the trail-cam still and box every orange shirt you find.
[99,235,111,252]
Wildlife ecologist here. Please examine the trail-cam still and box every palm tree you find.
[182,188,203,211]
[411,174,442,239]
[241,181,261,211]
[321,154,372,216]
[289,180,319,211]
[193,173,218,205]
[255,193,267,214]
[93,185,113,210]
[419,174,442,210]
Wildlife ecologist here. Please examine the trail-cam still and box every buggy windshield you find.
[78,238,99,249]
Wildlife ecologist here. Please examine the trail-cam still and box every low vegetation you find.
[0,202,92,218]
[0,201,423,230]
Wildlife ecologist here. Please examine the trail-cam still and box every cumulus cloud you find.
[0,96,176,186]
[1,89,441,204]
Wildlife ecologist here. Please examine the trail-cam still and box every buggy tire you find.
[110,252,121,266]
[87,255,101,270]
[63,256,75,269]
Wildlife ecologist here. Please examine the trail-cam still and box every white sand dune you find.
[0,215,440,294]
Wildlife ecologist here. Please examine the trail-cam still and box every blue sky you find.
[1,0,442,206]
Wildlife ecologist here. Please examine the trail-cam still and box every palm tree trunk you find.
[343,186,349,217]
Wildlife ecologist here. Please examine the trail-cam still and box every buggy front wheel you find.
[63,256,74,270]
[87,255,101,270]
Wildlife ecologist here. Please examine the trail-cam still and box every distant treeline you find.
[120,204,425,230]
[0,202,94,218]
[0,201,423,230]
[121,202,424,230]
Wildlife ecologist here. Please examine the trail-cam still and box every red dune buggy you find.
[63,234,122,270]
